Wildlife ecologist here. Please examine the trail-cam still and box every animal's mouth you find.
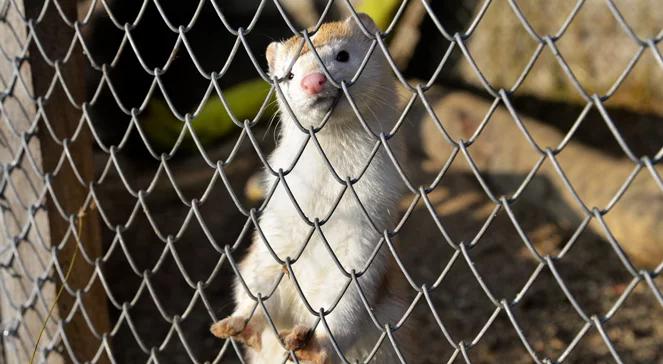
[311,96,335,107]
[308,90,341,109]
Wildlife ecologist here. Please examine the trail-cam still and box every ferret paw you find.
[210,316,262,349]
[296,348,329,364]
[282,326,330,364]
[280,325,311,351]
[210,316,245,338]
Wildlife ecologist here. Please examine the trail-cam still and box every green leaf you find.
[356,0,401,31]
[143,79,275,150]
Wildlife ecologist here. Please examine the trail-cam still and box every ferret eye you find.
[336,50,349,62]
[286,72,294,80]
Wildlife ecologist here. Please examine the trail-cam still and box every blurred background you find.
[66,0,662,362]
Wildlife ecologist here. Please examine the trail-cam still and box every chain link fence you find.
[0,0,661,363]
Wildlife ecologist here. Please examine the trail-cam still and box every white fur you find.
[228,17,409,363]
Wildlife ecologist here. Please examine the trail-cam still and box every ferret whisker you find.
[363,95,401,113]
[262,109,280,141]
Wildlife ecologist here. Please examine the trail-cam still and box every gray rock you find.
[407,87,662,268]
[457,1,663,116]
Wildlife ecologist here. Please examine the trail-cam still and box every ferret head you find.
[266,14,393,130]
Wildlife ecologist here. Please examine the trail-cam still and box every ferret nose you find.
[300,72,327,95]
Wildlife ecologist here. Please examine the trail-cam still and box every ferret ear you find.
[345,12,379,33]
[266,42,279,75]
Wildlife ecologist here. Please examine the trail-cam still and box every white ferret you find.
[211,14,411,363]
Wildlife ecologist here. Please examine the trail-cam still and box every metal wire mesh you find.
[0,0,662,363]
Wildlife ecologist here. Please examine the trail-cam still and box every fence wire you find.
[0,0,662,363]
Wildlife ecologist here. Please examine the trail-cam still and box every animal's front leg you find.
[281,325,330,364]
[211,247,282,350]
[210,280,270,350]
[210,314,263,349]
[282,285,369,363]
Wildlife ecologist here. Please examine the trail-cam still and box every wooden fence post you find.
[0,0,110,363]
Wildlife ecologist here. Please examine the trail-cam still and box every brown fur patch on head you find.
[279,13,377,58]
[281,20,350,57]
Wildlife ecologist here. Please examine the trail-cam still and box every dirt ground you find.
[96,90,662,364]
